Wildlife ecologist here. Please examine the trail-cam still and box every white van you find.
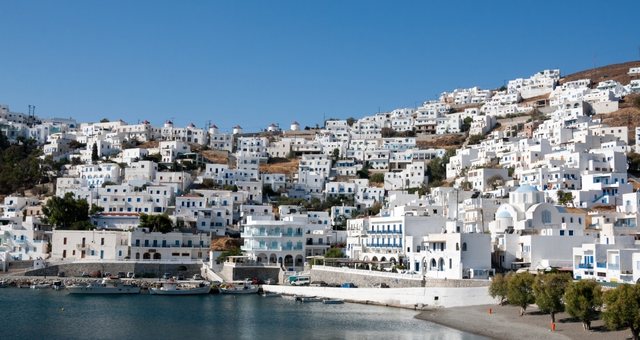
[290,276,310,286]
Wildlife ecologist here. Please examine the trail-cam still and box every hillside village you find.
[2,61,640,285]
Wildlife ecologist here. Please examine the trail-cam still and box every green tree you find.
[139,213,174,233]
[426,149,455,186]
[627,151,640,176]
[42,193,90,229]
[556,190,574,206]
[216,246,242,263]
[91,142,99,163]
[332,148,340,160]
[507,272,535,316]
[602,284,640,340]
[489,273,510,305]
[461,116,473,132]
[564,280,602,330]
[468,134,484,145]
[89,205,104,216]
[533,272,571,323]
[369,173,385,184]
[324,247,345,258]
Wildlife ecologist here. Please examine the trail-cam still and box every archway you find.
[284,255,294,268]
[372,256,379,262]
[257,253,267,263]
[295,255,303,267]
[438,258,444,271]
[430,258,436,270]
[135,253,140,260]
[153,253,161,260]
[143,253,151,260]
[269,254,277,264]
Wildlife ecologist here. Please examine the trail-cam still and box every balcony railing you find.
[577,263,593,269]
[596,262,607,268]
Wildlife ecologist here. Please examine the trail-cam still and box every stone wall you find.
[309,266,490,288]
[25,262,201,278]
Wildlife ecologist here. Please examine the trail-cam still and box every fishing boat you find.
[295,295,322,303]
[52,280,65,291]
[219,280,259,295]
[322,298,344,304]
[148,279,211,295]
[67,278,141,294]
[30,283,51,289]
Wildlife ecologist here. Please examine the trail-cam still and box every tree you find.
[489,273,510,305]
[556,190,574,206]
[99,118,110,123]
[216,246,242,263]
[139,213,174,233]
[564,280,602,330]
[332,148,340,161]
[89,205,104,216]
[461,116,473,132]
[533,272,571,323]
[602,284,640,340]
[507,272,535,316]
[346,117,356,127]
[487,175,505,190]
[324,247,345,258]
[91,142,99,163]
[468,134,484,145]
[426,149,455,187]
[628,151,640,177]
[369,173,385,184]
[42,192,90,229]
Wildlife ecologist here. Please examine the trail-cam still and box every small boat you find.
[67,278,141,294]
[219,280,259,295]
[149,279,211,295]
[0,280,9,288]
[52,280,65,291]
[30,283,51,289]
[295,296,322,303]
[261,291,281,298]
[322,298,344,304]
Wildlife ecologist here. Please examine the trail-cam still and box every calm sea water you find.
[0,288,483,340]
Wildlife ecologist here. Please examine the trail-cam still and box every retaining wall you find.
[25,262,201,278]
[309,266,490,288]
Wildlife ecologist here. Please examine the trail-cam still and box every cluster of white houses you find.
[2,65,640,282]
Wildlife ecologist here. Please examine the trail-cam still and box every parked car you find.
[373,283,389,288]
[57,271,66,278]
[264,278,275,285]
[80,272,90,278]
[291,277,310,286]
[310,281,327,287]
[103,272,112,278]
[192,274,203,280]
[127,272,136,279]
[176,274,185,280]
[341,282,357,288]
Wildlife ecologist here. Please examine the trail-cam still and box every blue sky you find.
[0,1,638,131]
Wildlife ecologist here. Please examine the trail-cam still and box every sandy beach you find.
[416,304,630,340]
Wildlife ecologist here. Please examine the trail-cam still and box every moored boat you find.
[0,280,9,288]
[30,283,51,289]
[148,280,211,295]
[295,295,322,303]
[67,278,141,294]
[322,298,344,304]
[261,291,281,297]
[219,280,259,295]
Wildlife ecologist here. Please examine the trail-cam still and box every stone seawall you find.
[309,266,490,288]
[25,262,201,278]
[220,265,281,283]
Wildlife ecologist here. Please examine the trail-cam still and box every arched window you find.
[430,258,437,270]
[542,210,552,224]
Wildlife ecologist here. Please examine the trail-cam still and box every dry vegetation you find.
[200,150,230,165]
[596,93,640,144]
[259,158,299,176]
[561,60,640,85]
[139,140,159,149]
[210,236,241,251]
[416,134,466,149]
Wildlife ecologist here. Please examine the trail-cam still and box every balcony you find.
[596,262,607,268]
[577,263,593,269]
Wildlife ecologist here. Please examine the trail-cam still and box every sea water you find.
[0,288,483,339]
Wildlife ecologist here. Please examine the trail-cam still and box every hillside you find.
[560,60,640,85]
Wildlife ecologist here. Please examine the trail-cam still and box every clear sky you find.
[0,1,638,131]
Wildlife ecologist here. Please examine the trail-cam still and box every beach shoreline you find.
[415,304,630,340]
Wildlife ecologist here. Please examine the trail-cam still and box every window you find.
[541,210,552,224]
[63,237,67,245]
[462,243,467,251]
[101,238,104,246]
